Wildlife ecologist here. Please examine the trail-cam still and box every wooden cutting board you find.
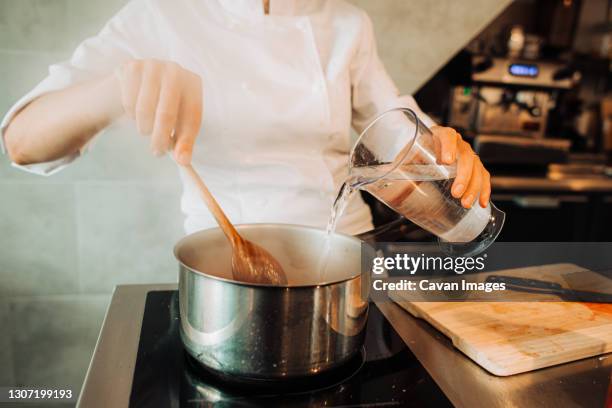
[389,263,612,376]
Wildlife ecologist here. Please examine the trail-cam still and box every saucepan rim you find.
[174,223,366,289]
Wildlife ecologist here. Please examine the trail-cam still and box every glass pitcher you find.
[349,107,505,255]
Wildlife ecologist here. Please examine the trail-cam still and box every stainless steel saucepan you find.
[174,223,369,380]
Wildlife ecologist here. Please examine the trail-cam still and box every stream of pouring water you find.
[318,163,491,280]
[326,165,389,237]
[326,182,355,235]
[318,176,368,281]
[319,164,399,280]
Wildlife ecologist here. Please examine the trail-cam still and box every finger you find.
[151,64,181,156]
[432,127,443,164]
[451,141,474,198]
[135,61,162,137]
[118,60,143,119]
[174,72,203,165]
[479,169,491,208]
[461,157,483,208]
[433,127,458,165]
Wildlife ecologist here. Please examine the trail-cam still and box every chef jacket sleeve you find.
[0,0,162,176]
[350,11,435,135]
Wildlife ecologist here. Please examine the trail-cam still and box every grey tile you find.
[0,0,68,52]
[0,160,52,184]
[0,0,128,52]
[0,182,79,296]
[9,294,110,394]
[63,0,129,45]
[0,50,66,116]
[76,182,184,293]
[60,0,129,54]
[0,301,15,386]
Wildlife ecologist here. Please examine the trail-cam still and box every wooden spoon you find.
[181,164,288,285]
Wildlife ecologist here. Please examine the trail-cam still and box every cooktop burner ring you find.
[182,346,366,396]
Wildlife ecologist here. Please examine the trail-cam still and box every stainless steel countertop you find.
[78,284,612,407]
[492,175,612,193]
[377,302,612,408]
[77,284,177,408]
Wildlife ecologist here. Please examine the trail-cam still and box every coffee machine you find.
[448,56,580,166]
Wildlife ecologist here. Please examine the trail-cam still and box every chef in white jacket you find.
[1,0,491,236]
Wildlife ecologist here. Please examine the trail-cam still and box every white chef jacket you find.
[0,0,434,235]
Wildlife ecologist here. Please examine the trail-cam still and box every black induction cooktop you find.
[128,291,451,407]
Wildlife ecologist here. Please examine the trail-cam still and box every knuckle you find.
[167,61,182,70]
[126,60,142,74]
[467,153,477,165]
[175,143,194,156]
[135,108,153,119]
[127,59,142,68]
[460,152,474,166]
[468,173,481,186]
[144,60,161,75]
[184,102,202,116]
[137,93,157,107]
[182,124,200,137]
[153,134,171,149]
[456,169,469,181]
[176,140,194,151]
[156,110,178,124]
[136,95,155,109]
[190,72,203,86]
[466,186,478,196]
[163,62,181,77]
[437,127,451,139]
[144,59,158,70]
[179,132,199,145]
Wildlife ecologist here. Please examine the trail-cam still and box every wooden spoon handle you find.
[181,164,241,246]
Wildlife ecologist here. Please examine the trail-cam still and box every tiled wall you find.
[0,0,185,395]
[0,0,510,399]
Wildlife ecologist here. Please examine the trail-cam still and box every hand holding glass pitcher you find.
[349,108,505,255]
